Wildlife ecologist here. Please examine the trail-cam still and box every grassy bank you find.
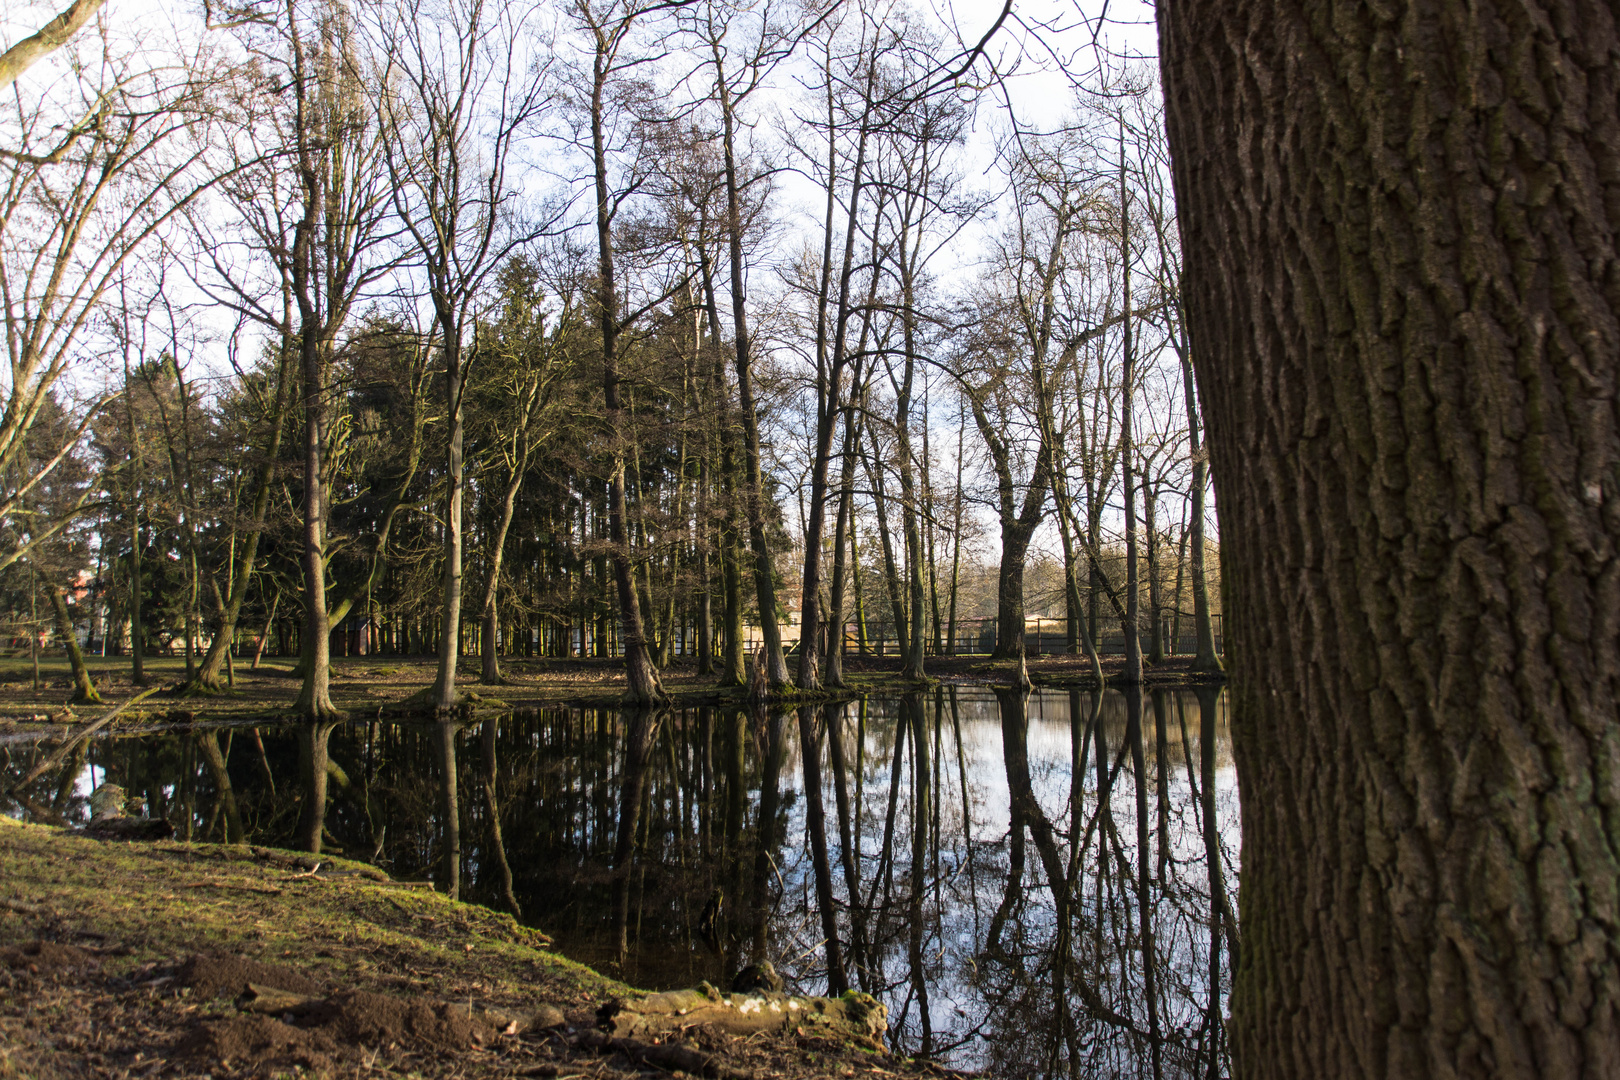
[0,817,952,1079]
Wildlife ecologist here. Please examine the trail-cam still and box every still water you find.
[4,685,1236,1079]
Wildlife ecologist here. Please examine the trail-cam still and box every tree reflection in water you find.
[4,686,1236,1076]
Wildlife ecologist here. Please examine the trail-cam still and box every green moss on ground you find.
[0,816,619,1004]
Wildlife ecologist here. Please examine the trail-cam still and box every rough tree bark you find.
[1159,1,1620,1076]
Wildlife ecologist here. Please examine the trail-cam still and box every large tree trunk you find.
[1159,3,1620,1077]
[1118,143,1143,686]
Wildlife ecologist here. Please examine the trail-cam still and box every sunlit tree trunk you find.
[1118,133,1143,686]
[715,64,790,691]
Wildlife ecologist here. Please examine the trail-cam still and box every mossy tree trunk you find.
[47,584,99,705]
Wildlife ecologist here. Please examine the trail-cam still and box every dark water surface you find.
[4,685,1236,1078]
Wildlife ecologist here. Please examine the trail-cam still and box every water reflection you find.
[3,686,1236,1076]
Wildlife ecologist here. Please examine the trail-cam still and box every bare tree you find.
[467,259,574,683]
[567,0,691,705]
[1,18,221,573]
[191,0,395,717]
[371,0,555,708]
[684,0,795,690]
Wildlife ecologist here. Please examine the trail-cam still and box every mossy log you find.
[599,984,887,1047]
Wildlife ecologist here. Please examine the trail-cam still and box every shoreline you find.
[0,818,956,1079]
[0,653,1225,736]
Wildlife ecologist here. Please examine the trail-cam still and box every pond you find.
[3,685,1236,1079]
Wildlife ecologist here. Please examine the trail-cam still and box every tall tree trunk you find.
[431,335,466,708]
[1177,340,1222,673]
[851,525,870,655]
[860,441,909,656]
[292,332,336,718]
[589,50,664,706]
[1052,462,1105,684]
[1118,135,1143,686]
[823,401,863,688]
[799,64,875,692]
[967,394,1051,660]
[715,61,790,691]
[1160,3,1620,1077]
[699,240,747,688]
[125,407,146,687]
[696,462,715,676]
[1145,474,1165,664]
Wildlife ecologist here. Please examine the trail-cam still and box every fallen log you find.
[598,983,887,1048]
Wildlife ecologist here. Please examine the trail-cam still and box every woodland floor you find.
[0,651,1224,734]
[0,817,970,1080]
